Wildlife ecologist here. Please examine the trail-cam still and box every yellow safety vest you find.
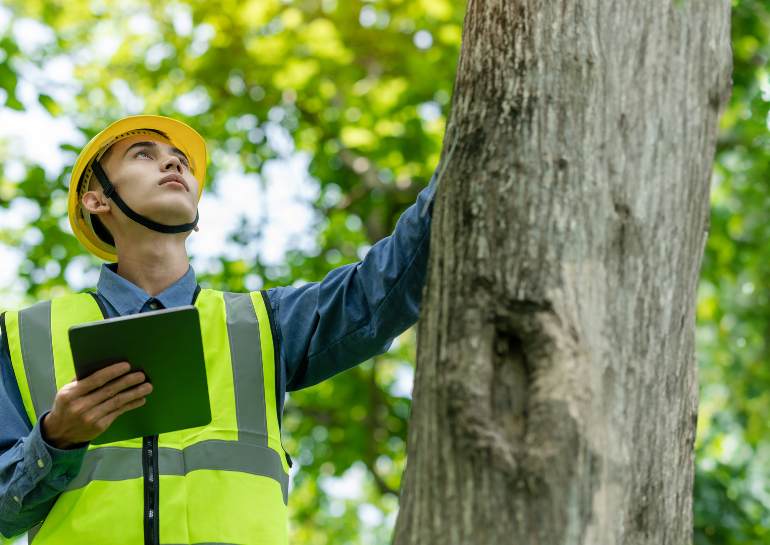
[3,288,291,545]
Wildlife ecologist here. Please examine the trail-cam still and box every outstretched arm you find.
[268,171,438,393]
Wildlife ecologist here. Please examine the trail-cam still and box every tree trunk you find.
[393,1,732,544]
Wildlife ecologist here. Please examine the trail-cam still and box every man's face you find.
[96,134,200,226]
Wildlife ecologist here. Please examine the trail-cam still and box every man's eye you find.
[136,150,152,159]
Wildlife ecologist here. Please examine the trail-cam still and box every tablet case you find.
[68,305,212,445]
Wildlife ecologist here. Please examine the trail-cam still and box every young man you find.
[0,115,436,544]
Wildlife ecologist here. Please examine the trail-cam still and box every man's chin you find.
[141,206,197,228]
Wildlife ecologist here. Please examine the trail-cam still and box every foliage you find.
[0,1,460,542]
[694,1,770,542]
[0,0,767,542]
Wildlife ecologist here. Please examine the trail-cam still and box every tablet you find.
[68,305,212,445]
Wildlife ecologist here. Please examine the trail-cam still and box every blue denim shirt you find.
[0,175,436,537]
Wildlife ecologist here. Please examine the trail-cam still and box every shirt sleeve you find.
[268,172,438,392]
[0,316,88,539]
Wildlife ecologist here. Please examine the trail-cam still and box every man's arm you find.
[0,316,88,538]
[268,172,438,392]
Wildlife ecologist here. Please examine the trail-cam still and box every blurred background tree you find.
[694,1,770,543]
[0,0,766,543]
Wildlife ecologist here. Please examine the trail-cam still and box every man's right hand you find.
[41,361,153,449]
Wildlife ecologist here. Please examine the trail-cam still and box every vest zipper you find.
[142,435,160,545]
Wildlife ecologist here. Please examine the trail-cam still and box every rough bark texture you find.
[393,2,732,544]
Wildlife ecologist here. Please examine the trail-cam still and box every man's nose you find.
[162,155,183,173]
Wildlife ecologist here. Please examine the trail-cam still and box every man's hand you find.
[41,361,153,449]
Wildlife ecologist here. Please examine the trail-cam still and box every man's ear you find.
[81,190,111,216]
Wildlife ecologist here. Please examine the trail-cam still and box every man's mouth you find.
[159,174,189,191]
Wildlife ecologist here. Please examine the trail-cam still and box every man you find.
[0,115,436,544]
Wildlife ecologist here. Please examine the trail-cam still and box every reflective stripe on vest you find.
[4,289,290,545]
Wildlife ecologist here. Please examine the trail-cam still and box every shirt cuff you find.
[28,411,88,478]
[419,169,439,218]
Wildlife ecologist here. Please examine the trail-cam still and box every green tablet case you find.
[68,305,212,445]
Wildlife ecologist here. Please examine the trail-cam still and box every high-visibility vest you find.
[2,288,291,545]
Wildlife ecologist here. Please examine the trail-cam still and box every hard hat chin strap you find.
[91,160,199,234]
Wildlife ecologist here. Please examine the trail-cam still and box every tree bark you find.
[393,1,732,544]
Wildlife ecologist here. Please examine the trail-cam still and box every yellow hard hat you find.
[67,115,208,261]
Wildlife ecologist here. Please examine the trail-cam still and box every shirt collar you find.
[96,262,198,315]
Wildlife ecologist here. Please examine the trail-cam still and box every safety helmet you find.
[67,115,208,261]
